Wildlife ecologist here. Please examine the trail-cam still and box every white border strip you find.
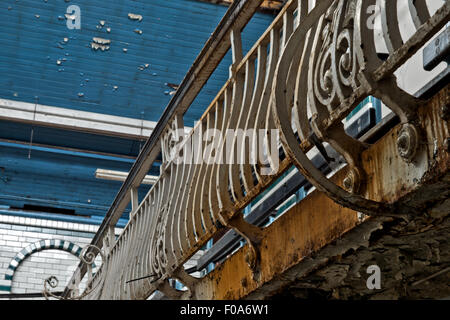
[0,214,122,236]
[0,98,157,139]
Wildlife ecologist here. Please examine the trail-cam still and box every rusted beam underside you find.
[186,86,449,300]
[260,213,450,300]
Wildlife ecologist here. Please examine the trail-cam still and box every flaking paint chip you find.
[93,37,111,45]
[91,37,111,51]
[65,13,76,20]
[128,13,143,21]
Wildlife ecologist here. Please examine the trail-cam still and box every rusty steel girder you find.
[190,86,449,300]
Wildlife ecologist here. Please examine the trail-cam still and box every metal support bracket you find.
[157,280,184,300]
[225,214,264,278]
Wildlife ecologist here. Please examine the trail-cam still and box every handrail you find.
[61,0,449,300]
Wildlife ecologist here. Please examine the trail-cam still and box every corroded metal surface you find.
[362,87,450,204]
[193,169,360,300]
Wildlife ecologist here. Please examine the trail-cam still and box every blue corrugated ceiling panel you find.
[0,141,150,219]
[0,120,145,158]
[0,0,274,125]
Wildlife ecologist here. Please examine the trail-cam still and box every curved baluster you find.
[172,161,193,256]
[228,62,252,203]
[214,89,235,219]
[186,119,212,241]
[178,155,198,254]
[381,0,404,54]
[148,182,163,278]
[253,28,280,182]
[133,198,152,298]
[143,190,158,290]
[227,70,246,203]
[124,214,140,299]
[162,162,183,274]
[241,45,268,193]
[285,1,308,132]
[117,231,130,299]
[194,110,219,236]
[208,99,225,225]
[168,163,187,266]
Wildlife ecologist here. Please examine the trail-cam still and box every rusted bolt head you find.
[343,167,362,194]
[343,176,353,191]
[397,124,419,162]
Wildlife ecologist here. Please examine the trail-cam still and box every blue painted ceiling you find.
[0,0,274,126]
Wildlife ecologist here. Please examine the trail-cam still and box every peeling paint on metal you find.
[65,13,76,20]
[128,13,143,21]
[91,37,111,51]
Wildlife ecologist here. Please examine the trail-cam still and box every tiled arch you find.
[3,239,90,293]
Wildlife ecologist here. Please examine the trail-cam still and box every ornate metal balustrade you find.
[58,0,449,300]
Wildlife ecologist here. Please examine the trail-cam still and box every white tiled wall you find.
[0,217,122,300]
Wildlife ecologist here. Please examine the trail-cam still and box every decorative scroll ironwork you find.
[273,0,449,217]
[72,0,449,299]
[44,245,106,300]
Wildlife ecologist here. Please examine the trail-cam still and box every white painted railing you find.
[58,0,449,300]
